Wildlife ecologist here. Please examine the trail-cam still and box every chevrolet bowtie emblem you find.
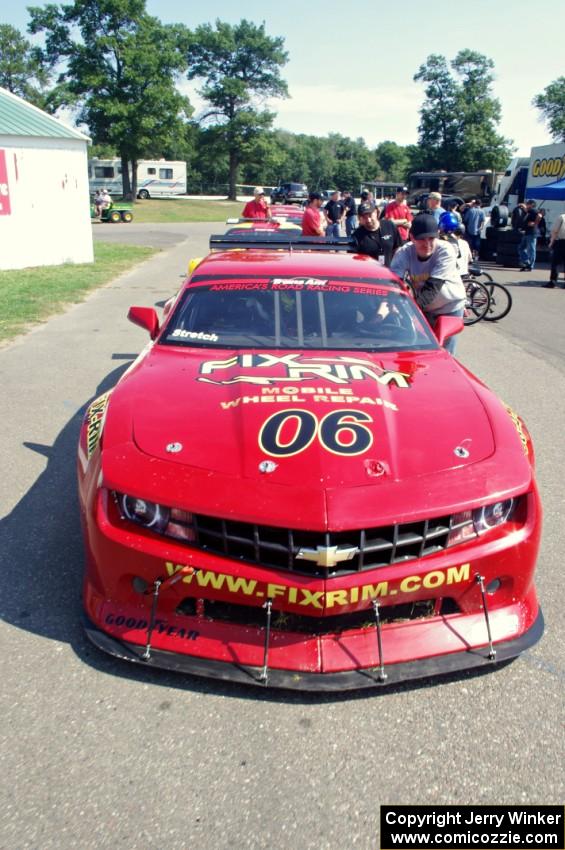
[296,545,359,568]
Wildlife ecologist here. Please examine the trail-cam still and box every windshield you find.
[161,278,438,351]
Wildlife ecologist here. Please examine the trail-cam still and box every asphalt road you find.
[1,225,564,850]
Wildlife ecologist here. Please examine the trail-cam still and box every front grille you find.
[194,598,460,634]
[186,513,463,577]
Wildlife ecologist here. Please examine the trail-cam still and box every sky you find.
[2,0,564,157]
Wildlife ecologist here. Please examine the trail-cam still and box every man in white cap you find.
[242,187,271,220]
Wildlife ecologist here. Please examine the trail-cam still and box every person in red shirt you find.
[242,187,271,220]
[302,192,325,236]
[384,186,413,243]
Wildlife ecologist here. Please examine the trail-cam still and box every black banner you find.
[381,805,564,850]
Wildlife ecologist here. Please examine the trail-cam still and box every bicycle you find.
[462,277,491,325]
[467,264,513,321]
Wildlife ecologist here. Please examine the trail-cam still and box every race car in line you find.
[78,234,543,690]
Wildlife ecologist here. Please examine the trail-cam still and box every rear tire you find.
[109,210,121,223]
[137,189,150,200]
[121,211,133,222]
[483,282,513,321]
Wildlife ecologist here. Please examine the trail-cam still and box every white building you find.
[0,87,93,270]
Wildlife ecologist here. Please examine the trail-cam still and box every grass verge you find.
[130,198,242,223]
[0,242,158,343]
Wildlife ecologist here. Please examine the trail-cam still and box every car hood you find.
[114,346,495,489]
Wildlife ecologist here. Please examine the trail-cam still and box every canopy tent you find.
[527,178,565,201]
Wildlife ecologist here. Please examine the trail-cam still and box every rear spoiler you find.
[210,232,352,252]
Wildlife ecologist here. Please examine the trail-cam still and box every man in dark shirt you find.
[341,190,357,237]
[519,199,541,271]
[324,190,343,239]
[349,201,401,267]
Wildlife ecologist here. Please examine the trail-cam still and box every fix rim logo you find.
[198,353,411,388]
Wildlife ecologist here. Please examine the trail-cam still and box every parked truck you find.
[484,144,565,266]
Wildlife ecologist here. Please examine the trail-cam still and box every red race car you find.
[79,236,543,690]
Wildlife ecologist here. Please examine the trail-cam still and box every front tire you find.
[137,189,150,200]
[463,279,491,325]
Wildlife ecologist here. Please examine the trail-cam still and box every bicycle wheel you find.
[463,280,491,325]
[483,281,512,321]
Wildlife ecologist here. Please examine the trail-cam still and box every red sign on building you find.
[0,150,12,216]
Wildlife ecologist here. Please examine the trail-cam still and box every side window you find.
[147,167,156,175]
[95,166,114,178]
[159,168,173,179]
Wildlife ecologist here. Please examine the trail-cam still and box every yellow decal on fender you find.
[164,562,471,609]
[504,404,529,456]
[86,392,112,458]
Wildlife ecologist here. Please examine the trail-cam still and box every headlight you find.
[448,498,516,546]
[119,494,170,532]
[473,499,515,534]
[116,493,195,541]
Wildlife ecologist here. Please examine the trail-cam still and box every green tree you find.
[28,0,192,198]
[187,19,288,199]
[414,50,513,172]
[533,77,565,142]
[374,141,410,182]
[0,24,51,107]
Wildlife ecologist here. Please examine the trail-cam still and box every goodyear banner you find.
[0,150,11,216]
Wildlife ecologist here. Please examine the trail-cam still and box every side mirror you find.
[128,306,160,339]
[434,315,464,347]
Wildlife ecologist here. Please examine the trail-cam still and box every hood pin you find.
[166,442,183,453]
[454,446,470,458]
[259,460,278,474]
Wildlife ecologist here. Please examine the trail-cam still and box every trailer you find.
[88,158,187,199]
[484,145,565,266]
[407,170,499,205]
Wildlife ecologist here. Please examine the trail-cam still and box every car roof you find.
[188,249,401,286]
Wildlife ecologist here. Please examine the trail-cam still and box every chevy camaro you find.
[78,241,543,690]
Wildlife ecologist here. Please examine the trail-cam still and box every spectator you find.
[426,191,446,223]
[358,190,374,215]
[242,187,271,220]
[511,202,527,232]
[543,210,565,288]
[324,190,344,239]
[96,188,112,218]
[302,192,325,236]
[350,202,401,267]
[463,198,486,260]
[93,189,104,217]
[384,186,413,243]
[518,199,541,272]
[390,214,466,354]
[342,190,357,238]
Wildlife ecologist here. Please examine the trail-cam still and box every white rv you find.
[88,158,187,198]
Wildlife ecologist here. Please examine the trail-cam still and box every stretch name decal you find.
[86,392,112,458]
[171,329,218,342]
[164,562,471,610]
[199,353,410,389]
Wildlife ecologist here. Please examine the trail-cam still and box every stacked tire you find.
[495,229,522,268]
[479,226,498,261]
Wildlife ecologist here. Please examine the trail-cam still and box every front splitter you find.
[83,608,544,691]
